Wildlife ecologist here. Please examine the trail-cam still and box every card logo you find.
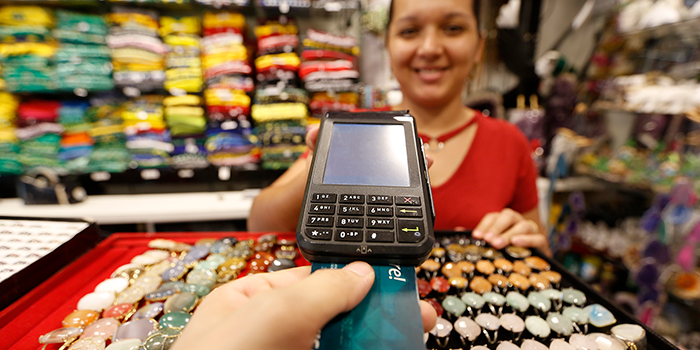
[388,264,406,283]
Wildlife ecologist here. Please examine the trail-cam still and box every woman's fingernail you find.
[343,261,375,278]
[472,230,482,238]
[492,237,505,248]
[484,232,495,241]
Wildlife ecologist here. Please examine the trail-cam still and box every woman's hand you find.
[171,261,437,350]
[472,208,551,256]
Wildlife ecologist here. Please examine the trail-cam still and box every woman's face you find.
[387,0,483,109]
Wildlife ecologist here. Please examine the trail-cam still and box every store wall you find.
[535,0,603,72]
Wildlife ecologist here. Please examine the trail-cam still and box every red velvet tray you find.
[0,232,305,350]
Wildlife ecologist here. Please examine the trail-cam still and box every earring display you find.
[0,231,678,350]
[420,235,673,350]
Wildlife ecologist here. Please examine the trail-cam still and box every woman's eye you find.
[444,25,465,35]
[399,28,419,37]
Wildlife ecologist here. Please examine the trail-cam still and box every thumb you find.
[284,261,375,329]
[306,125,320,151]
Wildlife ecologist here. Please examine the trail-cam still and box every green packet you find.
[54,44,111,61]
[19,155,62,168]
[52,29,107,45]
[0,158,23,175]
[2,66,55,78]
[56,10,108,35]
[0,25,50,41]
[0,55,51,68]
[0,142,20,154]
[56,60,112,76]
[56,75,114,92]
[261,160,296,170]
[4,80,56,93]
[86,160,130,173]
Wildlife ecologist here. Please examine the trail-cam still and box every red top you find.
[431,112,538,230]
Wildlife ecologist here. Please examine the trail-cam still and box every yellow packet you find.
[203,12,245,30]
[254,23,297,38]
[204,89,250,107]
[254,53,300,70]
[164,35,200,47]
[163,95,202,107]
[0,6,53,27]
[160,16,201,36]
[251,103,307,123]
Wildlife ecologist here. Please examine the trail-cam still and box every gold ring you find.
[526,219,539,233]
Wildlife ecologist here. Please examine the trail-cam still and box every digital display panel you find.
[323,124,410,187]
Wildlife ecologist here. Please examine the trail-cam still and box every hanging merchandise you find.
[86,101,131,173]
[53,10,113,94]
[57,101,93,173]
[0,92,21,175]
[201,11,252,92]
[122,95,172,169]
[197,0,249,5]
[164,95,209,169]
[16,100,64,172]
[0,6,57,93]
[107,7,166,95]
[161,15,203,94]
[300,28,359,93]
[251,19,307,170]
[201,11,258,168]
[253,20,300,88]
[205,118,259,167]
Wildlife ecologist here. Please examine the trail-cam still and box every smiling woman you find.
[247,0,550,256]
[387,0,482,110]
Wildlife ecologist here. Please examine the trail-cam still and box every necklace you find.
[417,114,480,152]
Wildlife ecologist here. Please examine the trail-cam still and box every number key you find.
[311,193,336,203]
[306,216,333,227]
[337,217,363,228]
[339,205,364,215]
[367,218,394,229]
[339,194,364,204]
[309,204,335,214]
[367,195,392,205]
[367,206,393,217]
[335,229,363,242]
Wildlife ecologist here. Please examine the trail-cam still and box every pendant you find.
[423,139,444,152]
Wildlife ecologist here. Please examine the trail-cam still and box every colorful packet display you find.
[164,94,209,169]
[196,0,250,5]
[57,101,93,173]
[254,120,306,170]
[16,100,64,172]
[308,91,359,119]
[202,11,257,167]
[201,11,251,89]
[53,10,113,93]
[251,19,307,169]
[171,137,209,169]
[301,29,360,120]
[161,16,203,94]
[253,20,300,89]
[205,117,260,167]
[205,88,251,120]
[107,7,165,93]
[0,6,57,93]
[0,92,21,175]
[86,101,131,173]
[122,96,172,169]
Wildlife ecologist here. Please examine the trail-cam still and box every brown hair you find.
[387,0,481,30]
